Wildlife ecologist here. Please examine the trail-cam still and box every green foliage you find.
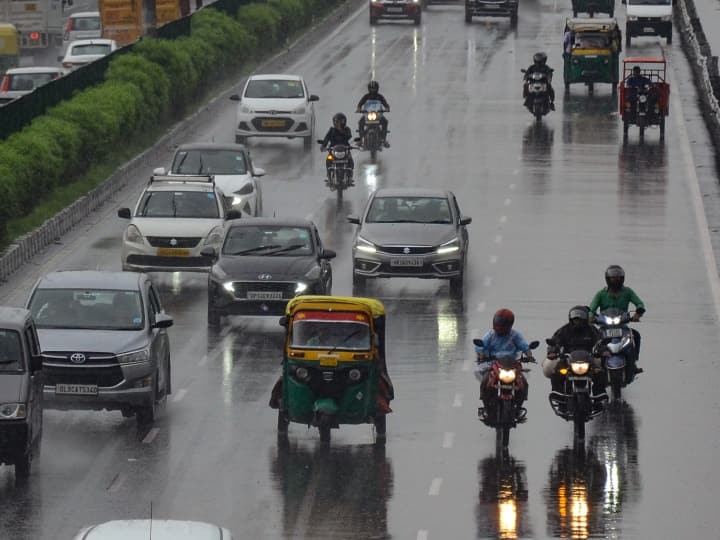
[28,116,83,177]
[106,53,171,123]
[134,38,198,111]
[237,3,282,48]
[269,0,309,36]
[191,9,257,72]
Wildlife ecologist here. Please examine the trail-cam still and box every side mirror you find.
[528,340,540,350]
[200,246,216,259]
[308,94,319,102]
[226,209,242,220]
[30,354,43,372]
[153,167,166,175]
[230,94,241,101]
[236,183,254,196]
[252,167,265,177]
[320,249,336,260]
[521,68,527,74]
[459,216,472,226]
[545,338,557,347]
[472,338,484,347]
[154,313,174,329]
[279,315,288,327]
[117,208,131,219]
[347,215,360,225]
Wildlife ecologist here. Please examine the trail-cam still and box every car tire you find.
[165,358,172,397]
[465,8,472,23]
[304,135,313,150]
[450,274,464,297]
[208,305,222,328]
[235,135,247,145]
[136,376,158,426]
[352,274,367,295]
[15,454,30,478]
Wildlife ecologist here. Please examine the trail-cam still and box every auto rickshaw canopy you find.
[285,295,386,319]
[565,17,619,33]
[0,24,20,56]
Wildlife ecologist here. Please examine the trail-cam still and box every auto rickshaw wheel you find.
[374,415,387,437]
[319,416,332,442]
[659,116,666,139]
[623,119,629,137]
[588,82,594,95]
[277,410,289,433]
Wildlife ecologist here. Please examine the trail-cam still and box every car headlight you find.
[304,266,321,281]
[204,226,225,247]
[660,14,671,21]
[223,282,235,293]
[627,15,638,21]
[295,282,308,294]
[126,224,143,244]
[117,349,150,364]
[570,361,590,375]
[498,369,516,384]
[356,236,376,254]
[293,105,306,115]
[240,105,254,114]
[437,238,460,255]
[0,403,26,419]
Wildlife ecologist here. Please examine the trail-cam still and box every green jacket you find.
[589,286,646,315]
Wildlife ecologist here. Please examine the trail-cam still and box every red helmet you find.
[492,308,515,335]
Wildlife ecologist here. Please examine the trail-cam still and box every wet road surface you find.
[2,1,720,538]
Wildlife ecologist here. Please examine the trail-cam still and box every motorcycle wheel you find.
[588,82,594,95]
[497,400,513,448]
[610,375,623,401]
[277,410,289,433]
[573,394,588,441]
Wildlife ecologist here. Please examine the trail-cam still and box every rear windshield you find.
[291,320,371,350]
[7,72,58,91]
[172,149,247,175]
[71,43,110,56]
[0,330,23,372]
[70,16,101,31]
[137,190,220,218]
[244,79,305,99]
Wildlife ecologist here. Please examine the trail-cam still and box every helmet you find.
[605,265,625,291]
[332,112,347,127]
[492,308,515,335]
[533,52,547,66]
[632,65,642,75]
[568,305,590,327]
[368,80,380,93]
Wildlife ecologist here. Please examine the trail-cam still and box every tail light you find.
[29,31,40,41]
[0,76,9,92]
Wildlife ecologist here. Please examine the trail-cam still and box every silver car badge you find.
[403,247,411,254]
[258,273,273,280]
[70,353,86,364]
[170,238,178,246]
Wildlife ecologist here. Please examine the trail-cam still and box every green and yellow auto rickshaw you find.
[0,23,20,76]
[275,295,393,442]
[563,18,621,95]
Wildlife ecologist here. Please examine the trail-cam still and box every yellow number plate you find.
[157,247,190,257]
[261,119,286,128]
[319,357,339,367]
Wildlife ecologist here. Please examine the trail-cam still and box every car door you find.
[314,225,332,291]
[23,324,43,441]
[146,283,170,394]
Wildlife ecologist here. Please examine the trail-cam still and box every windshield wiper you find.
[230,244,282,255]
[423,219,452,224]
[198,153,205,174]
[328,329,364,354]
[265,244,307,255]
[175,152,189,173]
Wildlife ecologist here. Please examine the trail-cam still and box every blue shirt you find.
[475,329,530,359]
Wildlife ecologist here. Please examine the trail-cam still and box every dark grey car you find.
[205,218,335,326]
[348,188,472,296]
[25,271,173,425]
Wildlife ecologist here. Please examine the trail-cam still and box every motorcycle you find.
[356,99,388,162]
[546,342,608,443]
[474,339,539,449]
[593,308,639,401]
[317,141,355,203]
[521,69,552,122]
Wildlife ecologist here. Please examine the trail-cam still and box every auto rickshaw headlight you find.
[348,368,362,381]
[295,366,310,381]
[0,403,26,419]
[498,369,516,384]
[223,282,235,293]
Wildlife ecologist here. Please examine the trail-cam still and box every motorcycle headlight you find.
[0,403,26,420]
[570,361,590,375]
[304,266,321,281]
[639,95,647,103]
[204,226,225,247]
[126,224,143,244]
[223,282,235,293]
[437,238,459,254]
[356,236,376,254]
[295,282,308,294]
[498,369,516,383]
[367,112,378,121]
[117,349,150,364]
[333,150,347,159]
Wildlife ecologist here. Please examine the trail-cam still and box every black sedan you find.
[204,218,335,326]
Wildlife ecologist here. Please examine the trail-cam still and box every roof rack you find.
[148,174,215,185]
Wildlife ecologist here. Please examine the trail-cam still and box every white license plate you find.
[390,257,423,267]
[605,328,623,338]
[387,6,404,12]
[643,27,654,33]
[56,384,98,395]
[247,291,283,300]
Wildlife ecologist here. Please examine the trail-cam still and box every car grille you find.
[43,351,116,366]
[146,237,201,248]
[251,117,294,132]
[377,245,435,255]
[0,424,28,447]
[42,353,124,387]
[127,255,209,268]
[231,281,298,299]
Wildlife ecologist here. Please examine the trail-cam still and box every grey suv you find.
[26,271,173,425]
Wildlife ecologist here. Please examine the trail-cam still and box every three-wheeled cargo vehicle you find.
[619,56,669,140]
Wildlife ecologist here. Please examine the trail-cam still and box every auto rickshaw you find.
[0,23,20,76]
[571,0,614,17]
[563,18,621,95]
[276,295,393,442]
[619,57,669,140]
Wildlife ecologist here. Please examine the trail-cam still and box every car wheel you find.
[165,358,172,397]
[352,274,367,295]
[450,273,464,297]
[208,308,222,329]
[121,407,135,418]
[370,13,377,24]
[304,135,313,150]
[136,378,157,426]
[15,454,30,478]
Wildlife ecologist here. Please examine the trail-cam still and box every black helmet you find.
[332,112,347,127]
[533,52,547,66]
[568,305,590,327]
[605,265,625,291]
[368,80,380,93]
[492,308,515,335]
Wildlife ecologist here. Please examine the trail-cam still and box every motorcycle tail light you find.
[498,369,516,384]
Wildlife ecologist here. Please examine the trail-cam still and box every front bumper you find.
[466,0,518,16]
[353,248,463,279]
[235,113,312,138]
[122,242,212,273]
[626,19,671,37]
[370,2,421,18]
[209,279,321,316]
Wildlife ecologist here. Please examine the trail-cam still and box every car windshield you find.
[575,33,610,48]
[29,289,144,331]
[0,330,23,372]
[171,149,248,175]
[291,320,371,350]
[71,16,101,30]
[222,225,314,256]
[362,99,385,112]
[137,190,220,218]
[244,79,305,99]
[366,196,453,224]
[8,72,57,91]
[71,43,110,56]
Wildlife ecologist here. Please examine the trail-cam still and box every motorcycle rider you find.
[320,112,354,186]
[356,80,390,148]
[589,265,646,376]
[624,65,656,111]
[474,309,533,421]
[523,51,555,111]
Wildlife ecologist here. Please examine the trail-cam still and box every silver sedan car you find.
[348,188,472,296]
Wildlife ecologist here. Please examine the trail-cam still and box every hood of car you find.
[215,256,317,281]
[212,174,252,196]
[130,217,225,237]
[37,329,150,355]
[358,223,458,247]
[0,374,25,403]
[240,97,306,112]
[79,520,230,540]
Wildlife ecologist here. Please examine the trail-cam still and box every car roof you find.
[36,271,143,291]
[0,307,32,330]
[4,66,65,75]
[176,143,248,152]
[372,188,451,198]
[248,74,302,81]
[69,10,100,17]
[68,38,115,46]
[145,181,217,193]
[76,520,230,540]
[227,217,313,229]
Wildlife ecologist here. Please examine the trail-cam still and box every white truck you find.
[0,0,65,49]
[624,0,673,46]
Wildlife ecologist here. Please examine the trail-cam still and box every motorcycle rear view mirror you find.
[528,341,540,349]
[545,338,557,347]
[472,338,484,347]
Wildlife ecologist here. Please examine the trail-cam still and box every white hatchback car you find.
[62,11,102,55]
[0,66,66,105]
[60,38,117,70]
[230,74,319,148]
[72,519,234,540]
[154,143,265,217]
[118,175,241,273]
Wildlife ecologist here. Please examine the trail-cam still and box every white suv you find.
[230,74,319,149]
[73,520,234,540]
[118,175,241,272]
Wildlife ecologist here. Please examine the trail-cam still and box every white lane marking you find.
[142,428,160,444]
[453,393,463,407]
[477,301,486,312]
[504,198,512,206]
[672,87,720,324]
[127,458,137,462]
[417,531,429,540]
[172,388,187,403]
[108,473,125,493]
[500,215,507,224]
[489,255,498,264]
[483,276,493,287]
[198,354,208,367]
[442,432,455,449]
[495,234,503,244]
[428,477,443,496]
